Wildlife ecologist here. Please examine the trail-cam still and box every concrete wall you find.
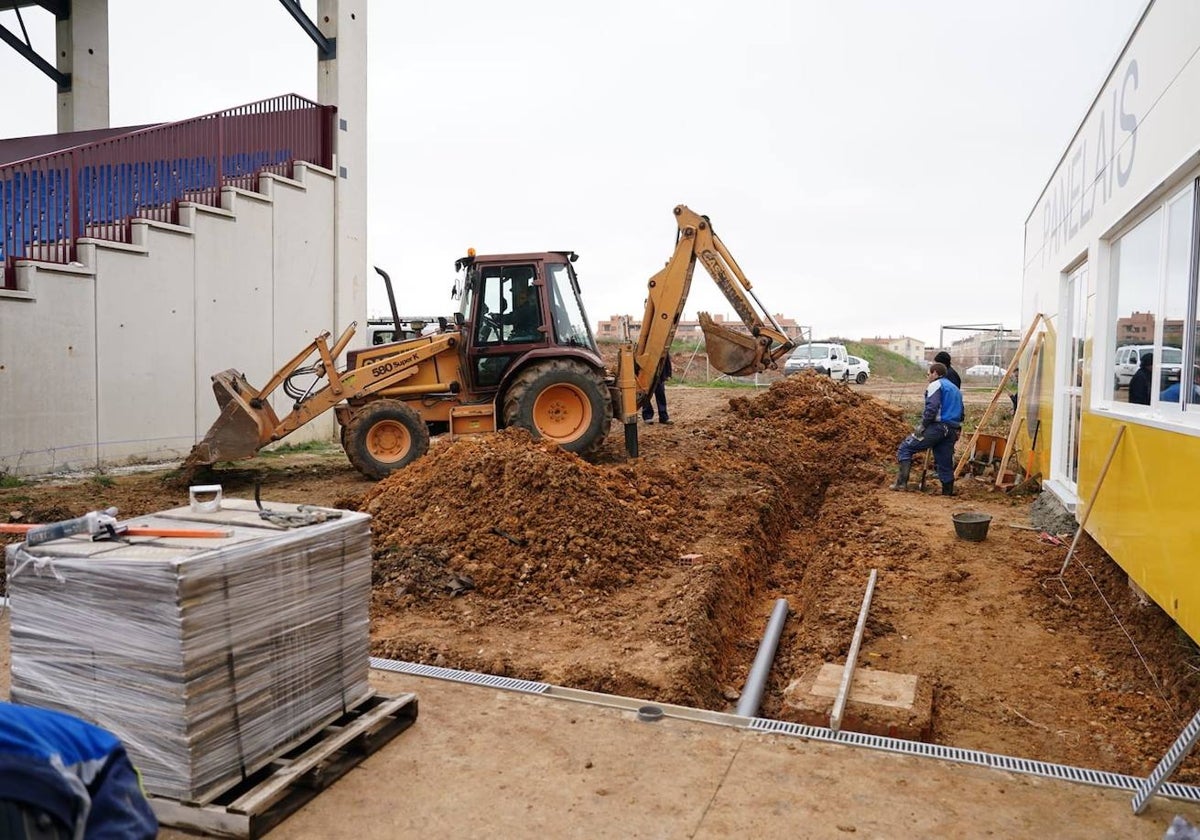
[0,163,338,476]
[1020,0,1200,642]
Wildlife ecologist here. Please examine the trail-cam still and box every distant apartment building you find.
[860,336,925,367]
[1114,311,1156,345]
[595,313,805,342]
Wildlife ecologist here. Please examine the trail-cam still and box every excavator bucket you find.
[700,313,763,377]
[185,370,275,466]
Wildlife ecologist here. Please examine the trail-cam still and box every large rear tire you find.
[343,399,431,480]
[502,359,612,456]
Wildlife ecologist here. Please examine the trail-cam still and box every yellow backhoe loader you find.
[186,205,795,479]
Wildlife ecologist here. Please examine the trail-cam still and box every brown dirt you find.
[3,373,1199,784]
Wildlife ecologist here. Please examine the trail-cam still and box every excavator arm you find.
[615,206,795,430]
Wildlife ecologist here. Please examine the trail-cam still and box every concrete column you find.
[56,0,110,132]
[317,0,369,346]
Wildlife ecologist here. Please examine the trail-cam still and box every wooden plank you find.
[151,693,418,839]
[994,332,1044,488]
[148,797,250,839]
[1058,424,1126,577]
[954,313,1044,478]
[229,693,418,814]
[187,689,377,806]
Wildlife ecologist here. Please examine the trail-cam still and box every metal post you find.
[735,599,789,718]
[831,569,878,732]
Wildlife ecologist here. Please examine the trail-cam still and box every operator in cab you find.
[499,275,543,342]
[890,362,965,496]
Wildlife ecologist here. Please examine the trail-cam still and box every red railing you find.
[1,94,336,289]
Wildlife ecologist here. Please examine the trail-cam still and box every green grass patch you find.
[842,341,927,383]
[0,471,24,488]
[260,439,337,457]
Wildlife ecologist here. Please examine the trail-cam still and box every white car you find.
[964,364,1006,377]
[846,355,870,384]
[783,342,851,379]
[1113,344,1183,388]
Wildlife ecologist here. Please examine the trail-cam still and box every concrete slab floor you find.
[1,618,1198,838]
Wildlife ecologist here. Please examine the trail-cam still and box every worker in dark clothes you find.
[0,701,157,839]
[891,362,965,496]
[933,351,961,388]
[642,354,672,424]
[1129,352,1153,405]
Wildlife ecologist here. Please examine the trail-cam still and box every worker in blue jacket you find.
[1161,366,1200,405]
[891,361,965,496]
[0,701,157,839]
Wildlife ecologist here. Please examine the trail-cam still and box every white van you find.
[1113,345,1183,388]
[783,342,851,380]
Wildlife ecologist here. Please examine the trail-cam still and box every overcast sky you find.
[0,0,1147,346]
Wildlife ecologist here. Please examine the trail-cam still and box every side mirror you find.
[453,312,464,327]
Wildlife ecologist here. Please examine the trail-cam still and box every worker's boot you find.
[941,480,955,497]
[890,461,911,491]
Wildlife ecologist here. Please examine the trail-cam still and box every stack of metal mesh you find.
[4,498,373,802]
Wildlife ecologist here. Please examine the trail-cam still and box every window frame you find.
[1095,174,1200,433]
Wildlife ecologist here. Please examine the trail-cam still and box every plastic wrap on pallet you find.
[4,502,373,802]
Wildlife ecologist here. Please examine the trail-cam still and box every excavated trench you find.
[364,374,908,712]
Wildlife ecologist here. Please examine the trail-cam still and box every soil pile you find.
[362,430,702,604]
[717,372,909,492]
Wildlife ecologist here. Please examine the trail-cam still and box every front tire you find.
[502,359,612,456]
[343,399,431,479]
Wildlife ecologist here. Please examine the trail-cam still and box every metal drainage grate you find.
[368,658,1200,806]
[748,717,1200,804]
[369,657,551,695]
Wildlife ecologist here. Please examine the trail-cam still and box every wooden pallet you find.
[149,692,418,838]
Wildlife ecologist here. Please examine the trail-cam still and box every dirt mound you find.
[718,372,909,491]
[361,430,700,603]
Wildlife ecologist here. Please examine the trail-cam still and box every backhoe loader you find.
[186,205,795,479]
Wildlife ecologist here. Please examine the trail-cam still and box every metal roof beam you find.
[277,0,335,61]
[0,17,70,91]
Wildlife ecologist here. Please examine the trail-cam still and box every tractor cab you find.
[454,251,600,389]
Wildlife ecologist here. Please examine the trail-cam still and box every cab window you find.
[475,264,545,345]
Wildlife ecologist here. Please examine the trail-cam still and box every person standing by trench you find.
[642,354,672,425]
[891,361,965,496]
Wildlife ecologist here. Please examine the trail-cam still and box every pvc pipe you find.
[735,598,790,717]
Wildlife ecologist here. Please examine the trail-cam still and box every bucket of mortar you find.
[952,512,992,542]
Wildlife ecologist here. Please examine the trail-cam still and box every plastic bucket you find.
[952,512,992,542]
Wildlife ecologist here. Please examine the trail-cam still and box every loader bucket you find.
[185,370,273,465]
[700,313,763,377]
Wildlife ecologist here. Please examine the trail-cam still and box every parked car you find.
[964,364,1006,377]
[783,342,851,379]
[846,355,870,384]
[1113,344,1183,389]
